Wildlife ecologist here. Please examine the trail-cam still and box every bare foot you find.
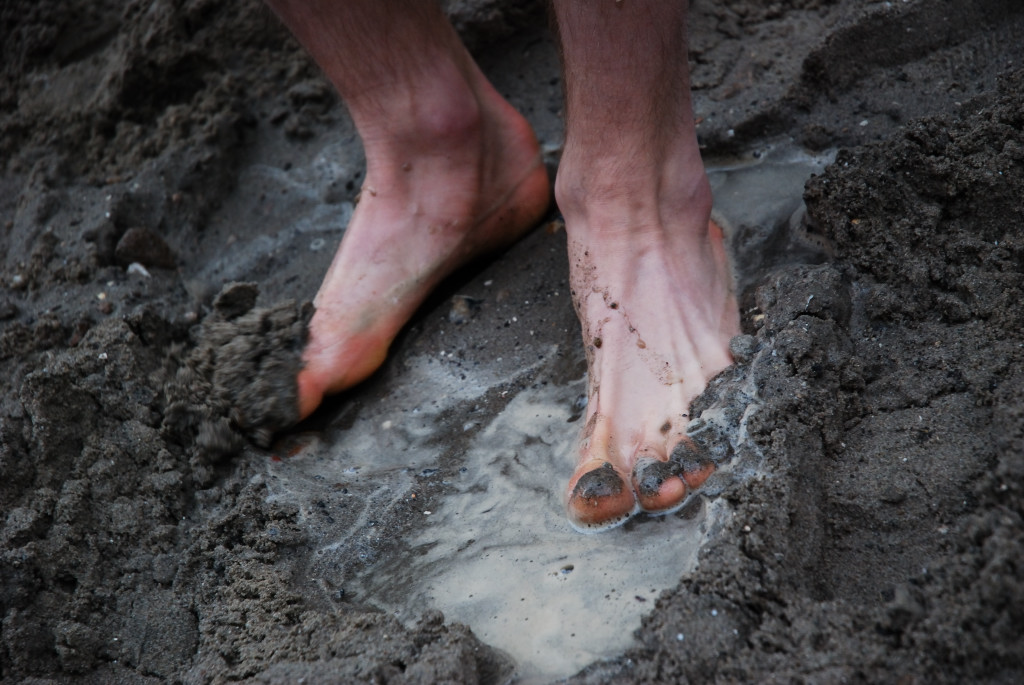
[296,69,551,419]
[558,170,740,532]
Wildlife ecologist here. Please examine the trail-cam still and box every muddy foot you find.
[561,215,739,532]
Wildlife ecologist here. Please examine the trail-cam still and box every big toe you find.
[295,367,326,421]
[566,461,637,532]
[295,332,390,421]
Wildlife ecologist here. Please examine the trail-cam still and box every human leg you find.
[552,0,740,530]
[264,0,551,418]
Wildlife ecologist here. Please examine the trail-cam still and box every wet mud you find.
[3,0,1024,682]
[164,282,308,470]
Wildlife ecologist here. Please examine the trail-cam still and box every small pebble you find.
[127,262,151,278]
[729,334,756,363]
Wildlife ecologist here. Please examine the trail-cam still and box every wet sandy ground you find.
[3,0,1024,682]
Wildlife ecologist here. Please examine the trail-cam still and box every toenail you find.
[632,459,680,498]
[572,462,624,500]
[670,440,710,472]
[670,440,716,489]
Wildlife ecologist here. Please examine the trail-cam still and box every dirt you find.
[2,0,1024,683]
[164,282,309,471]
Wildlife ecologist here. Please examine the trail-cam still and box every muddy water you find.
[710,144,837,293]
[252,140,833,682]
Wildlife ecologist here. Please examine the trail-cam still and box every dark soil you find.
[3,0,1023,682]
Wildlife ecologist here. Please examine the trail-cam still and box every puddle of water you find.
[372,383,724,683]
[708,144,837,290]
[267,374,729,683]
[708,143,833,229]
[251,138,833,682]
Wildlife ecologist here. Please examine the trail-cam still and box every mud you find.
[3,0,1024,683]
[573,463,625,499]
[164,282,309,473]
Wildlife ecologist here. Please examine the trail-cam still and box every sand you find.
[2,0,1024,682]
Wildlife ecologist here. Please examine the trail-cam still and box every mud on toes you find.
[566,461,638,533]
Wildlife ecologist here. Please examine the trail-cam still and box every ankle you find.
[555,148,713,238]
[351,58,485,162]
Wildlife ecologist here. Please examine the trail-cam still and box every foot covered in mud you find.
[561,199,740,531]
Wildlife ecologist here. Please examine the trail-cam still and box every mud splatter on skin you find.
[572,461,625,500]
[632,459,680,499]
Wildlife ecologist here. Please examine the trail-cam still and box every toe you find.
[295,326,389,421]
[295,368,325,421]
[632,458,688,514]
[670,439,717,490]
[566,461,637,532]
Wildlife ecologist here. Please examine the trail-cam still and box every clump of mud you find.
[163,282,309,480]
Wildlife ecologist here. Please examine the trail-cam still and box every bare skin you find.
[552,1,740,530]
[267,0,739,531]
[265,0,551,419]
